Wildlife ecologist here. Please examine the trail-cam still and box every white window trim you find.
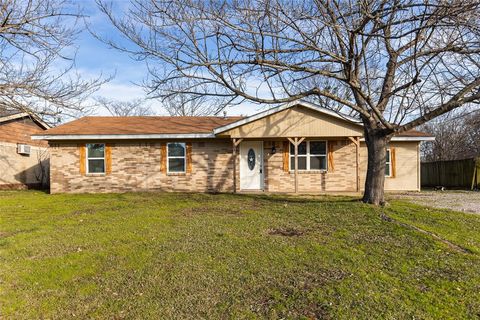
[86,143,106,174]
[289,140,328,171]
[167,142,186,173]
[385,148,392,177]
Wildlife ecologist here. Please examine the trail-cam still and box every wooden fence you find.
[421,157,480,189]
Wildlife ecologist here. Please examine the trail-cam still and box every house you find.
[0,109,50,189]
[32,101,434,194]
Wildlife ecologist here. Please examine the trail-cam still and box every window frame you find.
[289,140,328,171]
[167,142,186,173]
[86,143,106,174]
[385,148,392,177]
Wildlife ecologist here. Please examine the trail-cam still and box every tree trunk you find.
[362,130,390,205]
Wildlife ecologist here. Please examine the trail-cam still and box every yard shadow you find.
[224,192,362,205]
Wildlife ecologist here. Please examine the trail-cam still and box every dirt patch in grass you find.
[0,228,37,239]
[71,208,98,215]
[182,198,267,217]
[267,227,306,237]
[182,206,244,216]
[254,269,348,318]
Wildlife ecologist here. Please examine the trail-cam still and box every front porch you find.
[231,137,362,194]
[212,102,366,194]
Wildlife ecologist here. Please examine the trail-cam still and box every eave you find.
[31,133,216,140]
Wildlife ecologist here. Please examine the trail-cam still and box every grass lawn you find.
[1,191,480,319]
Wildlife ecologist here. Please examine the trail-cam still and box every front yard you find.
[1,191,480,319]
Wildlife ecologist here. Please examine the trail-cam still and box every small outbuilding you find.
[1,110,50,189]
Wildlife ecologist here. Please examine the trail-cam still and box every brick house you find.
[32,101,434,194]
[0,110,50,189]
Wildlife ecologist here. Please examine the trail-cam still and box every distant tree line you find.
[421,110,480,162]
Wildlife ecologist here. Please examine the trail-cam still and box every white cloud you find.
[94,82,146,100]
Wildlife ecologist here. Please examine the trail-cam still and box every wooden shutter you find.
[328,141,335,172]
[391,147,396,178]
[160,143,167,173]
[78,144,86,175]
[105,143,112,174]
[283,141,289,172]
[186,142,192,173]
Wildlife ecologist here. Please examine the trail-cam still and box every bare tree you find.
[97,0,480,204]
[160,79,226,116]
[95,97,154,116]
[163,94,211,116]
[422,109,480,161]
[0,0,107,124]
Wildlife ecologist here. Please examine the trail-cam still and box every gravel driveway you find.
[389,191,480,214]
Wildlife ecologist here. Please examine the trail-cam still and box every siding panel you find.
[359,142,420,191]
[221,106,363,138]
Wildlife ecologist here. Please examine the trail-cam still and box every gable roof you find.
[31,101,434,141]
[213,100,434,141]
[0,111,50,130]
[213,100,361,135]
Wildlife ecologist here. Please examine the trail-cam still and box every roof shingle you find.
[41,116,244,135]
[38,115,433,138]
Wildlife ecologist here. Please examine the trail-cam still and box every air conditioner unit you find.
[17,144,31,155]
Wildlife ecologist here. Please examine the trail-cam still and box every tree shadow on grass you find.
[225,192,362,205]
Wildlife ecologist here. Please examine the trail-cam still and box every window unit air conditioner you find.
[17,144,31,155]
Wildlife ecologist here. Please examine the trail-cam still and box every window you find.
[385,148,391,177]
[167,142,186,173]
[86,143,105,174]
[290,141,327,171]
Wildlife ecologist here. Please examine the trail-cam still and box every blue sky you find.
[74,1,260,116]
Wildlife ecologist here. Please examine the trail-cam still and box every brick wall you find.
[50,140,235,193]
[263,139,357,193]
[50,138,358,194]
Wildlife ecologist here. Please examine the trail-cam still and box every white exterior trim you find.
[31,133,215,140]
[391,136,435,141]
[213,99,362,135]
[360,136,435,142]
[86,143,106,174]
[0,113,29,123]
[0,112,50,129]
[32,131,434,142]
[288,140,328,172]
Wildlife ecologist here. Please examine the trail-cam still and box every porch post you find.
[232,138,243,193]
[288,137,305,194]
[356,137,360,192]
[294,138,299,193]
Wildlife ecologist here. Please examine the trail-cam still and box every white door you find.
[240,141,263,190]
